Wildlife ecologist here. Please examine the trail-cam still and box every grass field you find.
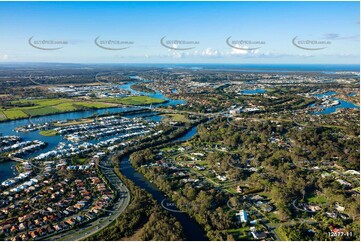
[275,227,289,241]
[98,96,166,105]
[54,118,93,127]
[0,96,166,122]
[23,106,62,116]
[226,227,250,240]
[305,194,327,204]
[74,101,116,109]
[39,130,57,136]
[54,103,79,112]
[0,111,7,121]
[162,113,190,123]
[267,211,282,223]
[0,98,117,121]
[2,110,28,119]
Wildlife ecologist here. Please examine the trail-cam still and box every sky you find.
[0,1,359,64]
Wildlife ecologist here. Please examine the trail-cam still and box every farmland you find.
[0,111,7,121]
[0,96,166,121]
[2,110,28,120]
[0,98,116,121]
[97,96,166,105]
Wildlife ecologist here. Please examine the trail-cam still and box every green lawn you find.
[162,114,190,123]
[71,157,88,165]
[267,211,281,223]
[3,110,28,119]
[227,227,250,240]
[39,130,57,136]
[54,103,79,112]
[197,160,209,166]
[0,96,164,121]
[98,96,166,105]
[305,194,327,204]
[74,102,114,109]
[275,227,290,241]
[23,106,62,116]
[0,98,116,121]
[0,111,7,121]
[11,99,65,107]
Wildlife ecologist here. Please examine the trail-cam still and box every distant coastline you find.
[0,63,359,72]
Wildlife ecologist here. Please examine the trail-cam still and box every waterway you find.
[239,89,266,95]
[119,127,207,240]
[313,91,337,98]
[0,161,17,182]
[313,98,360,115]
[308,91,359,114]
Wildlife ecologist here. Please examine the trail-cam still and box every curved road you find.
[44,157,130,241]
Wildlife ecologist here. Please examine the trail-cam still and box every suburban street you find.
[44,156,130,241]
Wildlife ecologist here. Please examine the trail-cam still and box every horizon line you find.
[0,62,359,66]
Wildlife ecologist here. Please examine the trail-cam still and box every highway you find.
[44,156,130,241]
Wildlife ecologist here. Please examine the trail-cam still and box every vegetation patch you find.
[0,111,7,121]
[23,106,61,116]
[74,101,115,109]
[39,129,57,136]
[275,226,290,241]
[98,96,166,105]
[162,113,190,123]
[227,227,250,240]
[0,98,115,121]
[305,194,327,204]
[3,110,28,119]
[130,84,156,94]
[54,103,78,112]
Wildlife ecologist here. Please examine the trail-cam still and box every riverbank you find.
[130,83,156,94]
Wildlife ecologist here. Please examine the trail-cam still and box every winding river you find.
[120,127,207,241]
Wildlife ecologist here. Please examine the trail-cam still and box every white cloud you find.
[229,45,260,55]
[164,46,275,59]
[0,54,9,60]
[199,48,222,57]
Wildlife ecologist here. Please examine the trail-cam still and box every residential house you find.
[250,227,267,240]
[236,210,248,223]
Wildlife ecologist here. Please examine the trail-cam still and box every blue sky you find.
[0,1,359,64]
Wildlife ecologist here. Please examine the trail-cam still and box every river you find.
[120,127,207,241]
[118,81,207,239]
